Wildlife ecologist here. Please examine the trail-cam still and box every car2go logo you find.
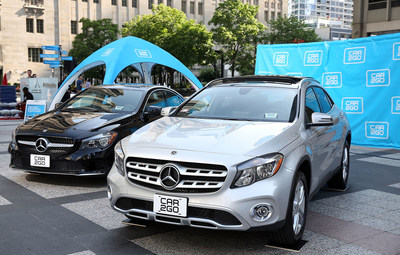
[365,122,389,139]
[273,52,289,66]
[304,50,323,66]
[366,69,390,87]
[135,49,152,58]
[393,42,400,60]
[392,96,400,114]
[322,72,342,88]
[344,47,366,64]
[341,97,363,114]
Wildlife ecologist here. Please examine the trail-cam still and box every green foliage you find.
[209,0,267,76]
[267,16,320,44]
[69,18,119,79]
[121,4,215,68]
[198,68,216,83]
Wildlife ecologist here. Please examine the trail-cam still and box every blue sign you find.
[255,33,400,149]
[43,60,60,65]
[24,101,47,122]
[61,50,68,55]
[61,56,73,61]
[40,54,59,59]
[41,45,60,51]
[50,64,60,68]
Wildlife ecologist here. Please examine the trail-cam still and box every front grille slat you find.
[126,157,228,193]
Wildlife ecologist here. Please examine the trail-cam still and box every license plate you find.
[153,194,188,217]
[30,154,50,168]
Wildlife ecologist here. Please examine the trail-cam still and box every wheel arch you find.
[295,155,312,195]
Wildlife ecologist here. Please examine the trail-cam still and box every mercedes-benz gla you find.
[107,76,351,244]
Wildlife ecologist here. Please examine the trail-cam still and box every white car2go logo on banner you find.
[341,97,363,114]
[392,96,400,114]
[365,122,389,139]
[344,47,366,64]
[393,42,400,60]
[304,50,323,66]
[273,52,289,66]
[322,72,342,88]
[135,49,152,58]
[366,69,390,87]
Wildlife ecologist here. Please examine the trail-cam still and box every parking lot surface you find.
[1,119,399,255]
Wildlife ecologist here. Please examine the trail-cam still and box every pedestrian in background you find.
[76,76,83,93]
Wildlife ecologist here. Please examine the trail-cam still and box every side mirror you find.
[308,112,333,126]
[143,105,162,119]
[161,106,176,117]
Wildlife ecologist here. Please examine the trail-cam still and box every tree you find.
[69,18,119,79]
[121,4,215,69]
[209,0,267,77]
[267,16,320,44]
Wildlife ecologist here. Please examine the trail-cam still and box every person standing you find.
[17,87,34,114]
[76,76,83,93]
[27,69,33,78]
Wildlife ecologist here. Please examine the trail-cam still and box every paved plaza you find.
[0,119,399,255]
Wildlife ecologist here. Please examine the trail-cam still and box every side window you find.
[305,87,321,122]
[164,90,183,107]
[145,90,166,110]
[313,87,332,113]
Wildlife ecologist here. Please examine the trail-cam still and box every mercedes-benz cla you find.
[107,76,351,244]
[9,84,184,176]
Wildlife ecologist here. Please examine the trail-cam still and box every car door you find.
[304,86,334,189]
[313,86,345,174]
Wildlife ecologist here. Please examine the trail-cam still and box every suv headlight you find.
[233,154,283,188]
[114,141,125,176]
[80,131,117,149]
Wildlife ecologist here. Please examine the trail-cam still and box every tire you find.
[272,171,308,245]
[328,141,350,190]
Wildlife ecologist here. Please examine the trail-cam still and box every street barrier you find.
[255,33,400,149]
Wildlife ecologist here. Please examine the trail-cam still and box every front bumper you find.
[8,142,112,176]
[108,163,295,231]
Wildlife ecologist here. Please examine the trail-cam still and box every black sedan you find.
[8,84,184,176]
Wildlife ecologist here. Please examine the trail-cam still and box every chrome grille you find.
[126,157,228,193]
[16,135,76,154]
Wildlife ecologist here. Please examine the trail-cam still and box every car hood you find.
[126,117,295,156]
[19,111,130,133]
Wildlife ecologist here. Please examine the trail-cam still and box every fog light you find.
[107,185,112,201]
[250,203,273,222]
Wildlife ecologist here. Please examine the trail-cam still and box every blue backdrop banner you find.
[255,33,400,149]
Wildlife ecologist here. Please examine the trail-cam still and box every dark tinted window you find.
[145,90,166,109]
[305,87,321,122]
[313,87,332,113]
[165,91,183,107]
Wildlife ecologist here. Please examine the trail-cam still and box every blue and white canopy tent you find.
[49,36,203,110]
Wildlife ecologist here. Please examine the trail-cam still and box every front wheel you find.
[328,141,350,190]
[272,171,308,245]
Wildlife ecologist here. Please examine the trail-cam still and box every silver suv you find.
[107,76,351,244]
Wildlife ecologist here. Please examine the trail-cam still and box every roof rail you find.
[206,75,303,87]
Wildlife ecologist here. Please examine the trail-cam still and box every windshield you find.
[175,85,298,122]
[61,88,144,113]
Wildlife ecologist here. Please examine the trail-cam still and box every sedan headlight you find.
[233,154,283,188]
[11,129,16,144]
[80,131,117,149]
[114,141,125,176]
